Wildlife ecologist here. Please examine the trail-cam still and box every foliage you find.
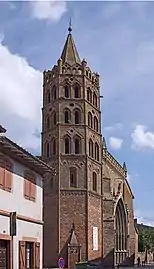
[137,224,154,252]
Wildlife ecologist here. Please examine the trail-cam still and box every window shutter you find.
[0,160,4,189]
[5,160,12,192]
[35,242,40,269]
[19,241,26,269]
[30,182,36,202]
[24,179,30,199]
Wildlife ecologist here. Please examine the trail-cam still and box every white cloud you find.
[135,209,154,227]
[29,0,67,22]
[0,41,42,150]
[131,125,154,150]
[109,136,123,150]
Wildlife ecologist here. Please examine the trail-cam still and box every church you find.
[42,25,138,268]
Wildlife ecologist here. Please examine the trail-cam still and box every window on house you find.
[70,167,77,188]
[88,112,93,128]
[74,85,81,98]
[53,112,56,125]
[64,109,70,123]
[24,171,36,202]
[46,116,50,129]
[74,137,80,154]
[92,172,97,192]
[46,142,50,158]
[0,158,13,192]
[94,117,98,132]
[65,137,70,154]
[95,143,99,161]
[26,242,33,269]
[65,85,70,98]
[75,110,80,124]
[89,139,93,157]
[19,241,40,269]
[93,92,97,107]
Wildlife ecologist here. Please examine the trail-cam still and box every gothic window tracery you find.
[46,91,51,104]
[51,138,56,155]
[46,142,50,158]
[88,112,93,128]
[70,167,77,188]
[53,112,56,125]
[52,86,56,100]
[92,172,97,192]
[64,85,70,98]
[87,88,92,103]
[94,116,98,132]
[89,139,93,157]
[46,116,50,130]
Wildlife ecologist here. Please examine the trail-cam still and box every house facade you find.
[0,126,53,269]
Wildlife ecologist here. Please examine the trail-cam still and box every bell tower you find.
[42,25,103,268]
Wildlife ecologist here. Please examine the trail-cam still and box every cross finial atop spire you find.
[68,17,72,33]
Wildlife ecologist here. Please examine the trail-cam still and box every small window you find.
[53,112,56,125]
[46,142,50,158]
[26,242,33,268]
[95,143,99,161]
[64,109,71,123]
[74,85,81,98]
[93,92,97,107]
[74,137,80,154]
[92,172,97,192]
[94,117,98,132]
[88,112,92,128]
[47,91,51,104]
[52,86,56,100]
[89,139,93,157]
[46,116,50,130]
[87,88,92,103]
[65,137,70,154]
[65,85,69,98]
[70,167,77,188]
[24,171,36,202]
[75,110,81,124]
[51,138,56,155]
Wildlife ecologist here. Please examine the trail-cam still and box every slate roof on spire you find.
[60,25,81,66]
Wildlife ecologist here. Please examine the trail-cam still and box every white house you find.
[0,125,53,269]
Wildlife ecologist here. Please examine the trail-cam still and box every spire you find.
[60,21,81,66]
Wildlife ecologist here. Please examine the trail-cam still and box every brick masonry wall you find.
[60,190,87,261]
[88,193,102,261]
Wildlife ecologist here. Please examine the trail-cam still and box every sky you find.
[0,0,154,226]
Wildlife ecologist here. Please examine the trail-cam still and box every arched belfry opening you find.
[115,198,128,265]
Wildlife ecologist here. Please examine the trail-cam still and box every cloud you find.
[135,209,154,227]
[109,137,123,150]
[104,123,123,132]
[131,125,154,150]
[0,40,42,151]
[29,0,67,22]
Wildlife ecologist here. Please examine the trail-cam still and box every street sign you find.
[58,257,65,269]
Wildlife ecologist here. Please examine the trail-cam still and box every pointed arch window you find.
[46,116,50,130]
[87,88,92,103]
[46,142,50,158]
[94,116,98,132]
[88,112,93,128]
[95,143,99,161]
[74,85,81,98]
[52,86,56,100]
[92,172,97,192]
[46,91,51,104]
[53,112,56,125]
[89,139,93,158]
[70,167,77,188]
[74,137,81,154]
[64,85,70,98]
[64,136,71,154]
[93,92,97,107]
[51,138,56,156]
[74,109,81,124]
[64,109,71,123]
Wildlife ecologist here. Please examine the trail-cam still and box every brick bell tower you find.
[42,24,103,268]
